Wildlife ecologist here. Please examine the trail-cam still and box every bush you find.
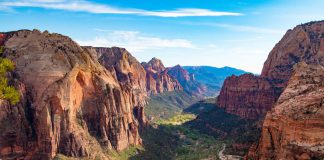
[0,57,20,105]
[0,46,4,54]
[2,86,20,105]
[0,58,14,75]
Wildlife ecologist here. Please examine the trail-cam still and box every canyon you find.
[0,30,185,159]
[217,21,324,159]
[0,20,323,160]
[217,21,324,119]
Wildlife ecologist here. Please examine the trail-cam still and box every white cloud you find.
[76,30,197,52]
[182,22,284,34]
[0,5,14,12]
[0,0,243,17]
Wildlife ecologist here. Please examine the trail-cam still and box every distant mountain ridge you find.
[183,66,247,96]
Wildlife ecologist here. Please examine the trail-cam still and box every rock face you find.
[261,21,324,87]
[85,47,148,125]
[167,65,205,97]
[247,63,324,159]
[217,74,279,119]
[142,58,182,95]
[142,57,165,73]
[217,21,324,119]
[0,30,144,159]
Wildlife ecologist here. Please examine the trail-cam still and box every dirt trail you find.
[218,144,242,160]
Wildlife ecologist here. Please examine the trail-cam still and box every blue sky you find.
[0,0,323,73]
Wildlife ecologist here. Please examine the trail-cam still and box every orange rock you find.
[142,58,182,95]
[0,30,143,159]
[217,21,324,120]
[246,63,324,159]
[217,73,279,119]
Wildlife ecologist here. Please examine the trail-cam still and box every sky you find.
[0,0,323,73]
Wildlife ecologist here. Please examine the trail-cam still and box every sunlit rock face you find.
[167,65,205,97]
[217,20,324,119]
[0,30,143,159]
[246,63,324,159]
[85,46,149,125]
[243,21,324,159]
[261,21,324,86]
[217,74,279,119]
[142,58,182,95]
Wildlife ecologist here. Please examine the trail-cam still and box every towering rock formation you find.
[167,65,205,97]
[217,21,324,119]
[217,74,279,119]
[85,47,148,125]
[261,21,324,86]
[242,21,324,159]
[0,30,184,159]
[142,57,166,73]
[247,62,324,159]
[142,58,182,95]
[0,30,143,159]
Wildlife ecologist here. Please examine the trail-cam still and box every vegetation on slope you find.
[145,90,199,121]
[131,113,224,160]
[0,48,20,105]
[185,101,261,156]
[54,95,260,159]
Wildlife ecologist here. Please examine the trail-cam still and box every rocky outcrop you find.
[142,57,165,73]
[217,74,280,119]
[142,58,182,95]
[217,21,324,119]
[85,47,148,125]
[246,62,324,159]
[167,65,205,97]
[261,21,324,87]
[0,30,143,159]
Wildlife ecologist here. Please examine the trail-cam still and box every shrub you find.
[0,46,4,54]
[0,57,20,105]
[0,58,14,75]
[3,86,20,105]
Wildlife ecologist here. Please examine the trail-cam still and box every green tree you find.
[0,51,20,105]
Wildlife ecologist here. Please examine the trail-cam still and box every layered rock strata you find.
[246,63,324,159]
[217,21,324,119]
[0,30,143,159]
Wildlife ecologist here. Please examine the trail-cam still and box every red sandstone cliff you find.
[217,74,279,119]
[0,30,143,159]
[217,21,324,119]
[167,65,205,97]
[142,58,182,95]
[85,47,148,125]
[261,21,324,86]
[0,30,184,159]
[246,62,324,159]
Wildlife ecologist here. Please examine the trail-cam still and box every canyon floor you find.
[99,95,259,160]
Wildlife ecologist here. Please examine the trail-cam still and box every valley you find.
[137,98,258,160]
[0,20,324,160]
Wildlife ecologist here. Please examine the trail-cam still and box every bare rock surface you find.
[0,30,143,159]
[167,65,205,97]
[217,74,279,119]
[142,58,182,95]
[246,63,324,159]
[217,21,324,119]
